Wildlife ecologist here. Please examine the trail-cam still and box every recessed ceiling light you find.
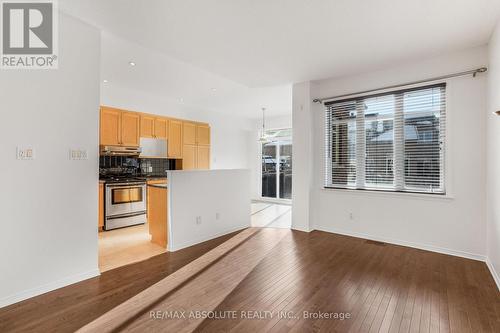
[179,98,184,103]
[129,61,136,66]
[211,88,217,92]
[103,79,108,83]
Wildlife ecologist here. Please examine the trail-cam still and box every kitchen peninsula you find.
[149,169,251,252]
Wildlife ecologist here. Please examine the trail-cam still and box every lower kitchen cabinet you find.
[148,186,168,248]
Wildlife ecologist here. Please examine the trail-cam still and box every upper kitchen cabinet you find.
[197,124,211,145]
[140,115,169,140]
[140,115,155,138]
[183,122,197,145]
[100,107,140,147]
[100,107,121,146]
[168,120,183,158]
[154,118,168,140]
[183,121,210,145]
[120,112,140,146]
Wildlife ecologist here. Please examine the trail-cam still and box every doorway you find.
[261,128,292,201]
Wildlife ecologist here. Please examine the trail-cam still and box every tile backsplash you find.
[99,156,175,177]
[139,158,174,176]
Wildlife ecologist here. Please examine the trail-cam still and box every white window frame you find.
[323,81,449,196]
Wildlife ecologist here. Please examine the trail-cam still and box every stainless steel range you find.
[103,177,147,230]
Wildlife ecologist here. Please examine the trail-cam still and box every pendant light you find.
[258,107,269,143]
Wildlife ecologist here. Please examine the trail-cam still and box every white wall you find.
[0,14,101,307]
[167,169,251,251]
[486,21,500,288]
[102,84,253,170]
[293,46,488,259]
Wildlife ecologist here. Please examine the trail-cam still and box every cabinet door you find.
[183,122,197,145]
[154,118,168,140]
[168,120,183,158]
[100,107,121,146]
[197,125,211,145]
[121,112,140,146]
[140,115,155,138]
[197,145,210,169]
[182,144,197,170]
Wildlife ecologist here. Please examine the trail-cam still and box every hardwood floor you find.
[1,228,499,332]
[0,231,240,333]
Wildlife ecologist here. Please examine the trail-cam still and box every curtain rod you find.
[312,67,487,104]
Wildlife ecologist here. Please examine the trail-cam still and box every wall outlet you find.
[196,216,202,225]
[70,149,88,160]
[349,212,354,221]
[216,212,220,220]
[17,147,34,160]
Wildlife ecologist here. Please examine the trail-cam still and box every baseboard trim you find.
[486,257,500,291]
[0,269,100,309]
[314,226,486,262]
[168,225,249,252]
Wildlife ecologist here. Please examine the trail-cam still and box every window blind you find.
[325,83,446,194]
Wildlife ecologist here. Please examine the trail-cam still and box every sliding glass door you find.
[261,129,292,200]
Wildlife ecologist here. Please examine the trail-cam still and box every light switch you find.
[17,147,34,160]
[70,149,88,160]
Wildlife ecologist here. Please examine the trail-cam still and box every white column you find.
[292,81,313,232]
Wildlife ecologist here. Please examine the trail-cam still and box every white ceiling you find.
[60,0,500,118]
[99,32,292,119]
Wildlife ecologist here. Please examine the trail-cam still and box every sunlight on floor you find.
[251,202,292,228]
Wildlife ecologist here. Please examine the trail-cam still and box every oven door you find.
[106,183,146,217]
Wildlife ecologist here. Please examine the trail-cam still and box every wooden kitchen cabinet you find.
[154,118,169,139]
[197,124,211,145]
[148,186,168,248]
[100,107,121,146]
[197,145,210,169]
[120,112,140,146]
[100,107,209,162]
[141,115,168,140]
[183,122,197,145]
[182,144,197,170]
[181,121,211,170]
[98,183,104,231]
[168,120,183,158]
[147,178,167,235]
[140,115,155,138]
[100,107,140,146]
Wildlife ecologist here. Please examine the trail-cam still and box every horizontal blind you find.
[325,83,446,194]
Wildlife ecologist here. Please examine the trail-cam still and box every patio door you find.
[261,129,292,200]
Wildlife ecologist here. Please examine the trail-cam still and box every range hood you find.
[139,138,168,158]
[100,145,141,156]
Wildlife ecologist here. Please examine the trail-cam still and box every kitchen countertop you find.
[148,183,168,189]
[144,176,168,180]
[98,176,167,182]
